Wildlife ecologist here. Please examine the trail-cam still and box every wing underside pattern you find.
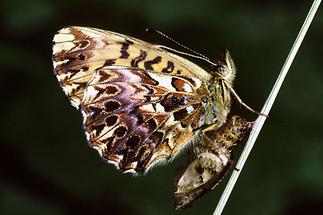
[82,66,207,172]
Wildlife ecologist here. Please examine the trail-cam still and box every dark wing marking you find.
[52,26,211,108]
[81,66,209,173]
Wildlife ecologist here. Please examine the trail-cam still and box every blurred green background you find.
[1,0,323,214]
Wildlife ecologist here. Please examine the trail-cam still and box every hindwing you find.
[174,115,253,209]
[82,66,209,173]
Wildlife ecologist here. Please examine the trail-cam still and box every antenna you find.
[146,28,218,67]
[154,45,219,67]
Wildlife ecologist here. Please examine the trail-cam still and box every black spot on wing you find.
[104,59,116,66]
[173,108,188,121]
[77,54,86,60]
[120,43,130,59]
[105,115,118,126]
[119,39,134,59]
[126,135,141,149]
[144,56,162,70]
[160,94,182,112]
[150,131,164,146]
[105,100,121,112]
[114,126,127,138]
[161,61,175,73]
[146,118,157,131]
[105,85,119,94]
[131,50,147,67]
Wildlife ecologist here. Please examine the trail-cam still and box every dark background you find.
[1,0,323,215]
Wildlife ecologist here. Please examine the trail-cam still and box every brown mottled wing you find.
[52,26,212,108]
[174,153,233,209]
[174,115,253,209]
[81,66,209,173]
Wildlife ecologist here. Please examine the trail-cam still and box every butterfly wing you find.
[51,26,240,174]
[52,26,212,108]
[174,116,253,209]
[81,66,209,173]
[174,152,233,209]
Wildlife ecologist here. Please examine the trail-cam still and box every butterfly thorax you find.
[201,74,229,128]
[204,50,236,127]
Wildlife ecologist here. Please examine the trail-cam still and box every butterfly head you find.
[215,49,236,84]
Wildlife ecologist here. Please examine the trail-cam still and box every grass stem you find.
[213,1,322,214]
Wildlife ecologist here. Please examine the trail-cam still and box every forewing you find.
[81,66,208,173]
[52,26,211,108]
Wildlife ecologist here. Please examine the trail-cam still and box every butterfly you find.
[174,115,253,209]
[52,26,254,174]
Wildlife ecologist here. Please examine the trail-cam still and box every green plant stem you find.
[213,1,322,214]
